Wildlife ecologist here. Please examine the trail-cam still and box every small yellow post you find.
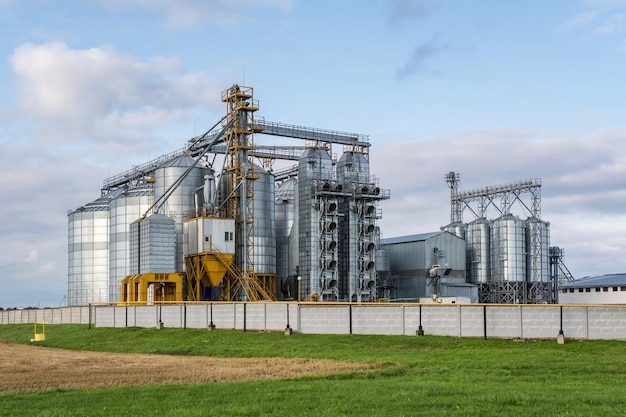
[30,321,46,342]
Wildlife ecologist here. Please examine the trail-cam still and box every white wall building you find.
[559,274,626,304]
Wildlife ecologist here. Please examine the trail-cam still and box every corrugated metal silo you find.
[67,194,114,306]
[128,213,176,274]
[465,219,490,284]
[443,222,465,239]
[108,184,153,302]
[275,178,297,283]
[154,155,205,273]
[252,164,276,277]
[490,214,526,282]
[525,217,550,282]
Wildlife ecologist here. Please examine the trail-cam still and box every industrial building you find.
[380,232,471,302]
[559,274,626,304]
[439,172,559,304]
[68,85,390,305]
[67,85,564,307]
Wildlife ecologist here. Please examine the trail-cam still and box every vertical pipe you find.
[417,304,424,336]
[88,303,92,330]
[483,305,487,340]
[243,303,247,332]
[349,304,353,334]
[286,303,290,329]
[184,303,187,329]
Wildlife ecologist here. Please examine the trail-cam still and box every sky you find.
[0,0,625,308]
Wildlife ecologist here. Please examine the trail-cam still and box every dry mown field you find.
[0,340,375,393]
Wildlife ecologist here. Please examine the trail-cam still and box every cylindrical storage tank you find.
[525,217,550,283]
[217,164,277,277]
[253,164,276,276]
[465,219,490,284]
[443,222,465,239]
[67,195,112,306]
[490,214,526,282]
[154,155,206,273]
[275,178,296,284]
[108,184,153,302]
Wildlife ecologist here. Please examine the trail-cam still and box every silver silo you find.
[490,214,526,282]
[128,213,176,274]
[275,178,297,299]
[67,194,114,306]
[443,222,466,239]
[525,217,550,283]
[216,165,277,279]
[465,218,490,284]
[154,155,206,273]
[298,147,333,299]
[252,164,276,278]
[108,183,153,302]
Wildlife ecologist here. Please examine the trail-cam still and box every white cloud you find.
[558,10,599,31]
[591,13,625,35]
[8,42,223,150]
[371,127,626,277]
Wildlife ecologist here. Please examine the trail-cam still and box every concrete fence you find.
[2,303,626,340]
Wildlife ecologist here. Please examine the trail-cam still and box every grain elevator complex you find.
[68,85,567,307]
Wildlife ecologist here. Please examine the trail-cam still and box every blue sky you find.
[0,0,625,307]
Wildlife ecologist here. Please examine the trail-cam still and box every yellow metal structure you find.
[121,272,183,304]
[30,321,45,342]
[185,252,234,301]
[220,85,276,301]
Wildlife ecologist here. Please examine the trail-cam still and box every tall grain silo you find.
[275,178,298,299]
[298,147,334,300]
[525,217,550,282]
[252,164,276,284]
[154,155,206,273]
[67,193,115,306]
[108,183,153,302]
[216,164,277,284]
[465,218,490,284]
[490,214,526,282]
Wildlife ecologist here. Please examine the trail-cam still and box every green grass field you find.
[1,324,625,417]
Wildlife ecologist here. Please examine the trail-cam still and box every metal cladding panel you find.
[336,151,370,183]
[443,222,465,239]
[490,215,526,282]
[108,187,153,302]
[386,240,426,271]
[525,218,550,283]
[253,166,276,275]
[466,219,490,284]
[67,209,110,306]
[375,248,390,273]
[299,148,333,181]
[184,217,235,255]
[129,214,176,274]
[275,179,296,280]
[339,199,360,300]
[297,149,332,298]
[154,155,205,272]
